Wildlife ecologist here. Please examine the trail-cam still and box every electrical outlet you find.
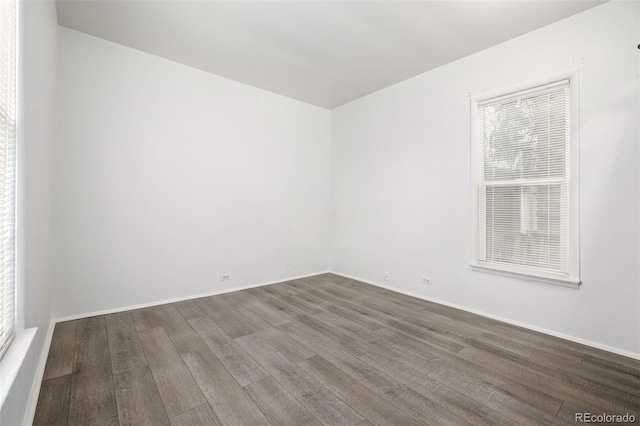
[220,273,231,281]
[421,276,432,285]
[384,272,389,281]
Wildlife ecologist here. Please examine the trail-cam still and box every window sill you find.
[0,327,37,409]
[471,263,581,288]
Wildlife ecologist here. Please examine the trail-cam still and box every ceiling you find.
[56,1,604,109]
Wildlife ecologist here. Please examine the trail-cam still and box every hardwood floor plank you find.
[322,304,384,332]
[130,306,165,331]
[462,339,574,384]
[260,295,320,320]
[374,326,564,416]
[483,332,584,364]
[299,355,426,426]
[312,291,397,325]
[280,319,469,425]
[457,345,637,416]
[231,306,315,363]
[364,289,434,314]
[173,299,208,320]
[283,283,335,311]
[138,327,207,418]
[581,354,640,381]
[181,349,270,426]
[427,364,568,425]
[170,404,223,426]
[42,321,77,380]
[244,376,322,426]
[473,332,639,395]
[105,311,147,374]
[214,292,245,311]
[69,337,119,426]
[114,365,170,425]
[274,279,312,293]
[409,373,515,426]
[312,310,438,372]
[339,297,466,355]
[282,294,326,315]
[414,309,585,364]
[194,296,253,339]
[236,333,363,426]
[576,346,640,371]
[408,308,504,341]
[309,312,515,425]
[221,290,290,327]
[570,374,640,411]
[33,375,72,426]
[403,311,484,344]
[418,298,498,328]
[555,402,584,424]
[260,327,316,363]
[382,317,465,354]
[225,305,271,333]
[304,276,371,301]
[152,304,210,355]
[461,345,571,389]
[188,316,269,387]
[295,314,440,381]
[75,316,107,342]
[249,282,299,299]
[244,298,291,326]
[314,274,390,299]
[489,321,639,369]
[308,287,400,323]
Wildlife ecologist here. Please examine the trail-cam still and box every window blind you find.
[0,0,17,359]
[477,80,570,277]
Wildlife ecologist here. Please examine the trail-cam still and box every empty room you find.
[1,0,639,424]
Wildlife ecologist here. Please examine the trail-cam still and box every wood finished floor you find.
[34,274,639,425]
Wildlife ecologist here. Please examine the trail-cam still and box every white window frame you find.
[0,0,18,360]
[0,0,39,413]
[470,72,580,288]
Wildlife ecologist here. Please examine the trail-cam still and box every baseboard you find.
[330,271,640,361]
[54,270,331,323]
[22,320,55,426]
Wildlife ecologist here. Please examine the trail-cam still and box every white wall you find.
[0,1,57,424]
[330,1,640,356]
[52,1,639,355]
[53,28,330,319]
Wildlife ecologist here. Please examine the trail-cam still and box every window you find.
[472,78,580,286]
[0,0,17,358]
